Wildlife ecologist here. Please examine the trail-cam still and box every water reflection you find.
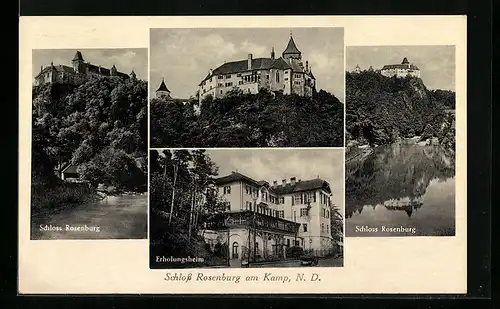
[346,144,455,236]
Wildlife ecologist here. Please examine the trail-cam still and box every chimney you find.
[290,177,296,185]
[282,179,286,185]
[271,47,275,60]
[273,180,277,186]
[40,65,43,72]
[306,61,308,72]
[248,54,253,70]
[209,69,213,75]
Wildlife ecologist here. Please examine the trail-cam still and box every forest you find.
[345,71,456,149]
[150,88,344,148]
[31,76,148,214]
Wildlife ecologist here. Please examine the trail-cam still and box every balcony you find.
[203,210,300,235]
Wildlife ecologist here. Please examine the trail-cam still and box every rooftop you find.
[214,171,331,195]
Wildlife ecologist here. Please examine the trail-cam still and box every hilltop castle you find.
[34,51,135,86]
[380,57,421,78]
[201,171,339,262]
[194,33,317,103]
[352,57,421,78]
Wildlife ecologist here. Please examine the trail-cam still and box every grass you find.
[31,181,99,218]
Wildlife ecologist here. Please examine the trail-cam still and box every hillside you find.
[32,76,148,192]
[346,71,455,149]
[150,88,344,147]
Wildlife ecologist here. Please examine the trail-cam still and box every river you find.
[31,194,148,240]
[345,143,455,237]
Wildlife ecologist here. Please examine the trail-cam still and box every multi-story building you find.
[380,57,421,78]
[197,33,317,103]
[202,171,338,263]
[34,51,134,86]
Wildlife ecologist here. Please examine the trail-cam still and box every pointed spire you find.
[271,46,275,60]
[402,57,409,64]
[72,51,84,62]
[282,31,301,58]
[156,77,170,92]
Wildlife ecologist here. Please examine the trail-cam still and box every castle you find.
[380,57,421,78]
[352,57,421,78]
[195,33,317,103]
[202,171,340,263]
[34,51,135,86]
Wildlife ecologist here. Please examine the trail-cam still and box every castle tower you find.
[71,51,86,74]
[282,31,302,60]
[110,65,118,76]
[402,57,409,65]
[156,78,171,100]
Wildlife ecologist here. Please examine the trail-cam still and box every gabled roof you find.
[214,172,263,187]
[214,172,331,195]
[270,57,292,70]
[35,65,75,78]
[72,51,84,62]
[88,64,111,76]
[200,56,307,84]
[156,79,170,92]
[381,63,420,70]
[402,57,409,64]
[282,35,301,55]
[271,178,331,195]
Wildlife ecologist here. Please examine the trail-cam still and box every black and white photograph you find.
[149,28,345,148]
[31,48,149,240]
[149,148,344,269]
[345,46,456,237]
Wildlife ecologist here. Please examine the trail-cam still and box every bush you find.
[286,246,304,259]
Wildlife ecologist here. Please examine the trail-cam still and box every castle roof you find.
[381,63,420,70]
[402,57,409,64]
[201,55,311,84]
[72,51,84,62]
[282,35,301,56]
[309,69,316,79]
[214,172,331,195]
[156,79,170,92]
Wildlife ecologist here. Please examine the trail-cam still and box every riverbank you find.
[31,181,101,220]
[32,181,147,220]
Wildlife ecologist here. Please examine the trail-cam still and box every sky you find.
[32,48,148,81]
[346,45,455,91]
[150,28,344,100]
[206,148,344,215]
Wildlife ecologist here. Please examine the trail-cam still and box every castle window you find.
[218,75,223,79]
[321,223,325,232]
[220,90,223,94]
[239,81,243,85]
[223,186,231,194]
[225,74,231,79]
[237,73,241,77]
[280,197,285,204]
[303,224,308,232]
[285,78,288,81]
[278,210,284,218]
[276,71,280,83]
[210,78,212,82]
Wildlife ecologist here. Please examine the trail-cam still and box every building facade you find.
[34,51,134,86]
[380,57,421,78]
[198,34,317,103]
[202,171,338,263]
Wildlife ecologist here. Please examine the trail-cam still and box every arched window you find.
[232,242,239,259]
[276,71,280,83]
